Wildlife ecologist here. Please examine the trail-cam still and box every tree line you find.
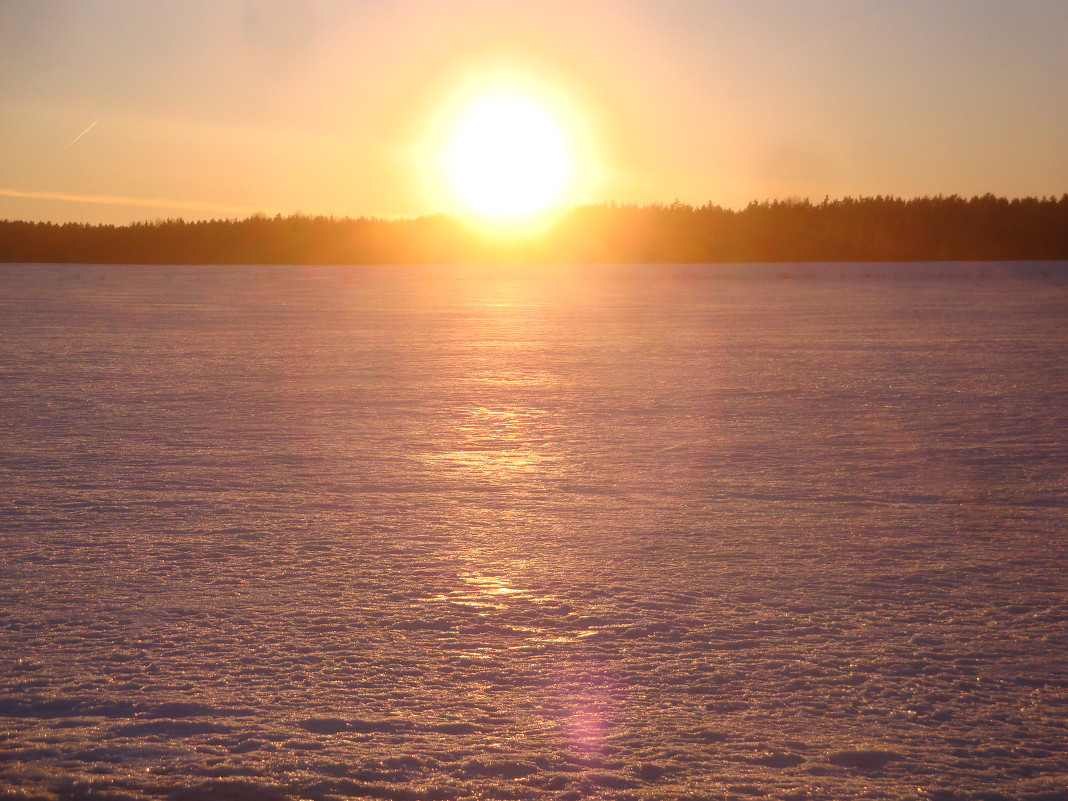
[2,194,1067,264]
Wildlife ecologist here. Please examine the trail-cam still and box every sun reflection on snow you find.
[420,568,623,755]
[461,574,524,595]
[423,404,558,480]
[413,278,576,484]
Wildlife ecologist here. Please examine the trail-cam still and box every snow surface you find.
[1,263,1066,801]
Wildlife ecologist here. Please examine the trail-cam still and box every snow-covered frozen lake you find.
[1,263,1066,801]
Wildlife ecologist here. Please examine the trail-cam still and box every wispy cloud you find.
[0,187,265,216]
[64,121,98,149]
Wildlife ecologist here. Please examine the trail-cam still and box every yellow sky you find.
[2,0,1067,225]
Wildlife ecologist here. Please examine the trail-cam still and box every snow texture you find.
[1,263,1066,801]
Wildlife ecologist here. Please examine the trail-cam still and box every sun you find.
[442,90,574,222]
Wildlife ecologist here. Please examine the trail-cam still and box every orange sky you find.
[2,0,1067,225]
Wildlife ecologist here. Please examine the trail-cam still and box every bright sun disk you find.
[443,91,573,221]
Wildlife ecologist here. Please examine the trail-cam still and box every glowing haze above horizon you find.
[2,0,1067,226]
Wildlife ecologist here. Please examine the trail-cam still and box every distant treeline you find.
[2,194,1067,264]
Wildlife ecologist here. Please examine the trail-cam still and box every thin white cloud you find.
[0,187,265,216]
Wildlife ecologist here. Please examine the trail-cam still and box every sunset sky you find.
[2,0,1066,225]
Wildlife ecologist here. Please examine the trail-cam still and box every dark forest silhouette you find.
[2,194,1067,264]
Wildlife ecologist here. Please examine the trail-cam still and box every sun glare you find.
[443,91,574,222]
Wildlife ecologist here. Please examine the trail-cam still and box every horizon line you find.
[2,189,1066,228]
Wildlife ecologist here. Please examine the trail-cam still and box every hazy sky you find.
[2,0,1066,224]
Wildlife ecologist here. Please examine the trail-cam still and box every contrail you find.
[64,121,98,149]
